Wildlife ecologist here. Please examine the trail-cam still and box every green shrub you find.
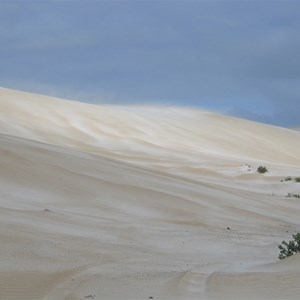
[278,233,300,259]
[286,193,300,198]
[257,166,268,174]
[295,177,300,183]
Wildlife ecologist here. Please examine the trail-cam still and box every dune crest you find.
[0,88,300,299]
[1,87,300,166]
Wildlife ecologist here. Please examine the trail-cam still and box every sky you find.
[0,0,299,127]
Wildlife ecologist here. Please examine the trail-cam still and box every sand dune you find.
[291,126,300,132]
[0,88,300,299]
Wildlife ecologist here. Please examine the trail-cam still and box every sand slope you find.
[291,126,300,132]
[0,88,300,299]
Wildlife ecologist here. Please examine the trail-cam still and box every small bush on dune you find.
[284,176,292,181]
[286,193,300,198]
[278,233,300,259]
[295,177,300,183]
[257,166,268,174]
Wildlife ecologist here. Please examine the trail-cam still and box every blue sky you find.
[0,0,299,127]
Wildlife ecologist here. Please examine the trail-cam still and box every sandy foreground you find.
[0,87,300,300]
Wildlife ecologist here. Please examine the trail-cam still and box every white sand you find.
[0,87,300,300]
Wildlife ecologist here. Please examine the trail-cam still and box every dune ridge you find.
[0,88,300,299]
[291,126,300,132]
[1,87,300,166]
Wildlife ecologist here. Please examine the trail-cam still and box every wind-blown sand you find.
[0,87,300,300]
